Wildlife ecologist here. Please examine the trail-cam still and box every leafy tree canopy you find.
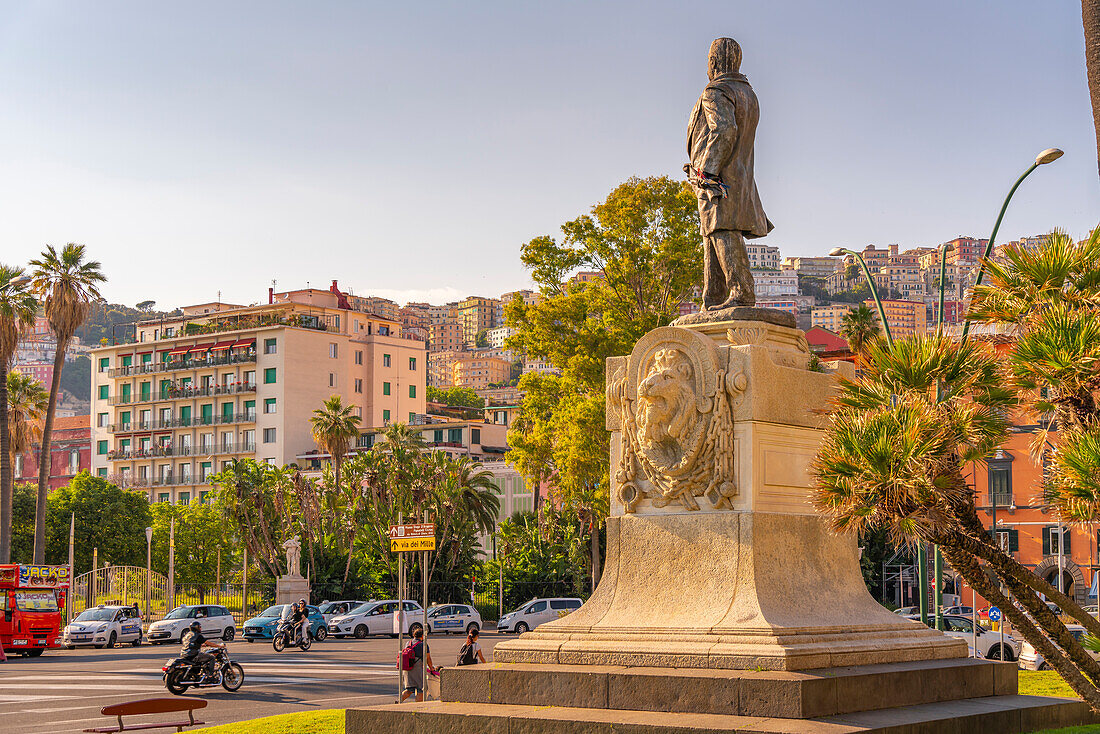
[426,386,484,409]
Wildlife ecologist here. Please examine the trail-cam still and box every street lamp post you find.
[960,148,1063,343]
[145,526,153,619]
[829,247,893,346]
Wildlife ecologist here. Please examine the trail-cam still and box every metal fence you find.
[170,583,278,626]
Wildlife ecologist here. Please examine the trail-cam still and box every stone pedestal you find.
[493,317,963,670]
[275,575,309,605]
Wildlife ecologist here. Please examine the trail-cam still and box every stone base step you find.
[440,658,1017,718]
[347,695,1099,734]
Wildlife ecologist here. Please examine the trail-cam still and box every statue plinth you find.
[275,574,309,606]
[493,318,964,670]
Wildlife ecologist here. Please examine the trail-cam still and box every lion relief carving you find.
[636,348,704,472]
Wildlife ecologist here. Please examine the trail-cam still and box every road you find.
[1,632,505,733]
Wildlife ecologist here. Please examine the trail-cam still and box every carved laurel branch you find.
[615,366,746,513]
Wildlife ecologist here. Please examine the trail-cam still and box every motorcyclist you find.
[290,600,309,645]
[180,620,225,680]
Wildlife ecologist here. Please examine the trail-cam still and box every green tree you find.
[839,303,880,356]
[150,501,236,587]
[475,329,489,348]
[29,243,105,563]
[426,386,484,409]
[0,264,37,563]
[6,371,48,466]
[212,459,292,579]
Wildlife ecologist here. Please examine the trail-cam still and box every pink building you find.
[14,415,92,490]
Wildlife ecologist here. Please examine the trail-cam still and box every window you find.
[527,601,547,613]
[383,409,391,423]
[988,463,1012,506]
[433,430,443,443]
[994,528,1019,552]
[383,382,391,396]
[471,428,481,444]
[409,357,417,371]
[98,357,109,372]
[96,440,108,455]
[97,468,107,478]
[263,428,277,443]
[179,492,190,505]
[165,327,174,337]
[264,398,277,414]
[158,493,169,503]
[409,412,416,422]
[244,399,256,419]
[329,373,335,387]
[355,351,362,365]
[354,379,362,393]
[1044,526,1071,555]
[383,354,391,368]
[98,385,108,400]
[409,385,416,399]
[448,428,462,443]
[329,343,338,358]
[264,338,277,354]
[97,412,108,427]
[264,368,276,384]
[69,450,80,474]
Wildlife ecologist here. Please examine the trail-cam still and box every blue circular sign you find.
[988,606,1002,622]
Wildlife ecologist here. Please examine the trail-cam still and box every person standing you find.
[399,627,435,702]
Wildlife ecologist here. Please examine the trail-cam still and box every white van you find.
[497,597,582,634]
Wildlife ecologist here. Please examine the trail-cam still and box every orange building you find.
[865,298,927,337]
[452,355,511,389]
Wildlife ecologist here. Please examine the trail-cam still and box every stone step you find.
[440,658,1017,718]
[346,695,1099,734]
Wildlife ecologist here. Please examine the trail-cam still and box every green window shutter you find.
[120,411,131,424]
[264,368,276,384]
[201,404,213,423]
[121,355,132,367]
[140,382,151,400]
[222,402,233,420]
[244,400,255,414]
[98,385,108,400]
[383,382,391,396]
[409,385,416,398]
[1042,527,1051,556]
[141,353,152,364]
[1063,528,1071,554]
[99,357,109,371]
[180,405,192,423]
[409,412,416,422]
[383,409,390,422]
[96,440,108,455]
[1009,529,1019,552]
[97,468,107,478]
[434,430,443,442]
[121,384,131,399]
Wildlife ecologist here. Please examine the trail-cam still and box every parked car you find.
[893,606,918,616]
[426,604,482,635]
[148,605,236,645]
[327,600,424,639]
[63,605,143,649]
[316,600,367,625]
[906,614,1020,661]
[243,604,327,642]
[943,605,974,616]
[1019,625,1098,670]
[497,598,583,634]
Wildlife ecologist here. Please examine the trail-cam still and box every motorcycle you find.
[162,646,245,695]
[272,618,311,652]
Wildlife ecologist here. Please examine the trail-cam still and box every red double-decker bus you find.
[0,564,70,657]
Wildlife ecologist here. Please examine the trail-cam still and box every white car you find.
[63,605,144,649]
[328,599,424,639]
[317,600,367,625]
[907,614,1020,661]
[497,597,583,634]
[147,604,237,645]
[426,604,482,635]
[1019,625,1099,670]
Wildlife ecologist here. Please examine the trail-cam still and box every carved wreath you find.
[610,328,745,512]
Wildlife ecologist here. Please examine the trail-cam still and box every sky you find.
[0,1,1096,308]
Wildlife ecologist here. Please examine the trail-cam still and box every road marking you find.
[18,705,99,713]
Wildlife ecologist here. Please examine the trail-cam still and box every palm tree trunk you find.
[0,362,11,563]
[940,543,1100,711]
[1084,0,1100,180]
[33,338,67,563]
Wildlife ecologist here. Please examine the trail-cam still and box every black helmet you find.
[189,620,202,631]
[298,598,306,605]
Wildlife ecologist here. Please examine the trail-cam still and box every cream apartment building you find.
[91,287,426,503]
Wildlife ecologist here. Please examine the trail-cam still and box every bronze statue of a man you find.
[686,37,773,310]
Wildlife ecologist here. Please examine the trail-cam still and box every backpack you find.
[457,643,477,666]
[400,641,419,671]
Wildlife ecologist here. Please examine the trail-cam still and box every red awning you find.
[167,346,189,356]
[189,343,214,354]
[211,341,234,351]
[231,339,255,349]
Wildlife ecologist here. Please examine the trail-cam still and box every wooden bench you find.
[82,698,207,733]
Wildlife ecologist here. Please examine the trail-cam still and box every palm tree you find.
[0,266,37,563]
[838,303,880,356]
[28,243,104,563]
[1084,0,1100,179]
[7,371,48,467]
[309,396,361,583]
[813,331,1100,709]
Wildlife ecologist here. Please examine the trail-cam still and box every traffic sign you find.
[988,606,1002,622]
[388,523,436,552]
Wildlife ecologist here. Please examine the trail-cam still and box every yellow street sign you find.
[390,536,436,552]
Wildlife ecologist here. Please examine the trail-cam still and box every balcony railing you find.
[107,440,258,462]
[106,350,257,378]
[108,411,256,433]
[106,383,257,406]
[989,491,1013,507]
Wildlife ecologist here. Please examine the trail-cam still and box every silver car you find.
[497,597,582,634]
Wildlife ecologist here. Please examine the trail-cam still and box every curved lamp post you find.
[829,247,893,346]
[960,148,1063,342]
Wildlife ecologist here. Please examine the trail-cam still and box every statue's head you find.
[708,37,742,80]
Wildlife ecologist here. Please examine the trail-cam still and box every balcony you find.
[108,411,256,434]
[106,382,257,406]
[107,350,257,378]
[107,440,258,463]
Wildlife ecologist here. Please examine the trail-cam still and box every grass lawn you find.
[1020,670,1077,698]
[193,710,343,733]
